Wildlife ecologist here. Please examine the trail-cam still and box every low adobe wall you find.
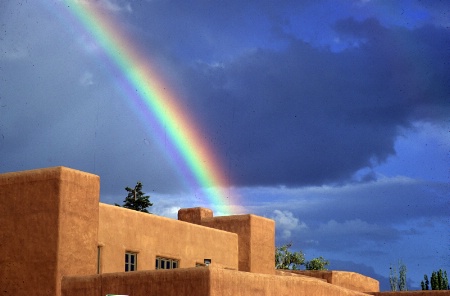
[293,270,379,293]
[62,267,374,296]
[62,268,210,296]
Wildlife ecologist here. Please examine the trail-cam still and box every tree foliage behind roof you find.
[421,269,449,290]
[115,181,153,213]
[305,256,329,271]
[275,243,329,271]
[275,243,305,270]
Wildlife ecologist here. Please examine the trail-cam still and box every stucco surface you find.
[62,268,211,296]
[61,274,101,296]
[0,167,100,296]
[201,214,275,274]
[98,204,239,273]
[294,270,380,292]
[62,266,374,296]
[57,167,100,281]
[210,267,372,296]
[178,207,213,225]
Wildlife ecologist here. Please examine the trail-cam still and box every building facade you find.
[6,166,438,295]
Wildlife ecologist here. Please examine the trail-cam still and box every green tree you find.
[398,261,407,291]
[115,181,153,213]
[275,243,305,270]
[389,264,398,291]
[305,256,329,271]
[420,274,429,290]
[389,260,407,291]
[429,269,449,290]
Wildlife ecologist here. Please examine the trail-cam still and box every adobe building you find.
[0,166,443,295]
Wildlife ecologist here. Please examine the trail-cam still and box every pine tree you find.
[421,274,429,290]
[430,269,449,290]
[115,181,153,213]
[423,269,448,290]
[445,270,449,290]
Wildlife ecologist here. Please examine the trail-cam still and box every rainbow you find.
[60,1,236,215]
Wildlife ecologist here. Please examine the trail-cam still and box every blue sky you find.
[1,0,449,291]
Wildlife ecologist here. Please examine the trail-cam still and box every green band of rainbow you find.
[62,1,236,215]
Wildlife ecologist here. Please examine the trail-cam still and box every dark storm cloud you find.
[177,18,450,187]
[1,1,449,193]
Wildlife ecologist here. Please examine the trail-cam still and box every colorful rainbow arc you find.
[63,1,235,215]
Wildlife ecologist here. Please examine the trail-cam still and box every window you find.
[125,252,137,272]
[155,257,179,270]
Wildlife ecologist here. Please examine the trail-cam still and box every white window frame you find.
[125,252,137,272]
[155,257,179,270]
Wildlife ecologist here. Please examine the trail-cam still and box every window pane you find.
[125,252,137,272]
[156,257,179,270]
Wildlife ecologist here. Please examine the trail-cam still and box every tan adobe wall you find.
[0,167,100,296]
[98,203,239,273]
[178,207,213,224]
[275,269,327,282]
[209,267,372,296]
[61,274,101,296]
[294,270,380,293]
[62,268,210,296]
[201,214,275,275]
[61,266,374,296]
[179,208,275,275]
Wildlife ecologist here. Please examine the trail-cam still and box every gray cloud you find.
[272,209,307,239]
[177,19,450,187]
[0,1,184,195]
[246,177,449,225]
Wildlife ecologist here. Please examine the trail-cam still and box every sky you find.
[1,0,449,291]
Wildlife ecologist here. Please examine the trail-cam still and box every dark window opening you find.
[125,252,137,272]
[155,257,179,270]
